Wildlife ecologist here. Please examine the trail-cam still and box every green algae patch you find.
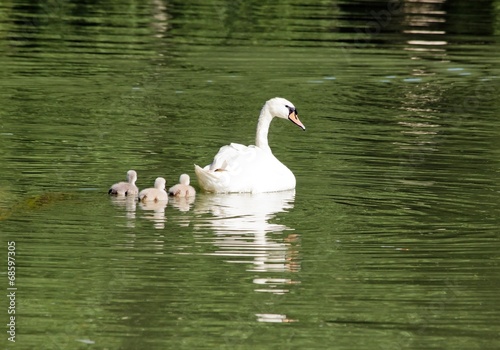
[0,192,76,221]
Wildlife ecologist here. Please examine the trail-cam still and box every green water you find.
[1,1,500,349]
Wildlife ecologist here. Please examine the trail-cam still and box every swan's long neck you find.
[255,106,273,152]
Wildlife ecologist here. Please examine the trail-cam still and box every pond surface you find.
[1,1,500,349]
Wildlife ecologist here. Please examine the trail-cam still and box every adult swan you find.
[194,97,305,193]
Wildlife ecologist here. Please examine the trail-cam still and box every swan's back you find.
[195,144,295,193]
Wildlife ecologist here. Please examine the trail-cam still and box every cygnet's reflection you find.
[169,195,196,212]
[139,200,168,229]
[110,196,137,227]
[194,190,300,274]
[168,196,196,227]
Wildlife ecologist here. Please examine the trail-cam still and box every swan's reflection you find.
[139,200,167,229]
[195,190,295,234]
[193,191,300,323]
[194,190,300,278]
[255,313,297,323]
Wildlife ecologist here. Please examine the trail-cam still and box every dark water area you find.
[1,1,500,349]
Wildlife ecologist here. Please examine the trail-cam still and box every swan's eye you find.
[286,105,296,115]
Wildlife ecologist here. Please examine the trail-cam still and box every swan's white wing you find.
[206,143,251,171]
[195,143,295,193]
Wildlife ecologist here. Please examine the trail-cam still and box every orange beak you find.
[288,110,306,130]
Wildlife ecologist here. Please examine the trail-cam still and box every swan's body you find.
[108,170,139,197]
[138,177,168,202]
[168,174,196,197]
[195,97,305,193]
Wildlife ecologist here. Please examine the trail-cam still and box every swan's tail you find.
[194,164,224,193]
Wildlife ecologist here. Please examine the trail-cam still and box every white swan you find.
[194,97,305,193]
[138,177,169,202]
[108,170,139,197]
[168,174,196,197]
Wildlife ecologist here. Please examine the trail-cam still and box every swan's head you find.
[127,170,138,184]
[154,177,166,190]
[265,97,305,130]
[179,174,190,186]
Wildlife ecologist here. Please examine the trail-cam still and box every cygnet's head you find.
[127,170,137,184]
[154,177,166,190]
[179,174,190,186]
[264,97,305,130]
